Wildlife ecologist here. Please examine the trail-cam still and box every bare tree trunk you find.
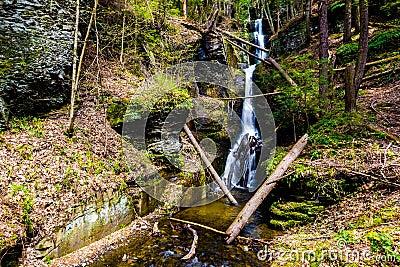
[183,0,188,19]
[305,0,311,44]
[319,0,329,101]
[343,0,352,43]
[67,0,80,135]
[120,0,126,64]
[290,2,295,18]
[354,3,360,33]
[286,4,289,21]
[345,63,356,112]
[225,134,308,244]
[276,0,281,31]
[354,0,368,95]
[265,57,298,87]
[263,1,276,34]
[67,0,98,135]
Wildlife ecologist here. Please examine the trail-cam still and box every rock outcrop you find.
[0,0,75,128]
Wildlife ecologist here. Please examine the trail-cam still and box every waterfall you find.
[222,18,267,191]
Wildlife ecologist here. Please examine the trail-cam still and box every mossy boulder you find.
[269,201,325,230]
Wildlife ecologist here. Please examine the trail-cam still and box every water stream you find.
[88,190,281,267]
[222,19,267,191]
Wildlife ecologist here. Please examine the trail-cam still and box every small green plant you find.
[10,116,45,137]
[366,231,400,260]
[44,255,52,265]
[10,184,34,234]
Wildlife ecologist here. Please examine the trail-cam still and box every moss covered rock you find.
[269,201,325,230]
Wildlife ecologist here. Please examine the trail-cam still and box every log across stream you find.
[87,190,282,267]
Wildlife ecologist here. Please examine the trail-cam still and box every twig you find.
[181,224,198,260]
[169,218,268,244]
[170,217,225,234]
[344,169,400,188]
[381,142,392,177]
[219,92,281,100]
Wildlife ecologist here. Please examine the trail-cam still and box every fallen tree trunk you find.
[218,29,297,87]
[225,134,308,244]
[216,28,270,55]
[333,54,400,72]
[183,124,238,206]
[224,38,271,65]
[264,57,298,87]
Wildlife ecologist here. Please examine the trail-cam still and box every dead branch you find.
[224,38,271,65]
[264,57,298,87]
[169,218,269,244]
[226,134,308,244]
[216,28,270,54]
[334,54,400,71]
[170,217,225,235]
[182,224,198,260]
[183,124,238,206]
[219,91,281,100]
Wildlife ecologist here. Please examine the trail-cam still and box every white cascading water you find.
[222,19,267,191]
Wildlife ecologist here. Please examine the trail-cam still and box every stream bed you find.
[87,190,281,267]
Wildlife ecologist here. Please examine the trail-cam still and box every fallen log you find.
[216,28,270,54]
[225,134,308,244]
[183,124,238,206]
[333,54,400,72]
[219,31,297,87]
[224,38,271,65]
[264,57,298,87]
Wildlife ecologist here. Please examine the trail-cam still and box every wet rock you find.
[199,32,225,63]
[0,0,75,123]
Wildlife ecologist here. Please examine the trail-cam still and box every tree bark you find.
[225,134,308,244]
[182,0,188,19]
[183,124,238,206]
[263,1,276,34]
[354,3,360,33]
[276,0,281,31]
[305,0,312,44]
[344,62,356,112]
[343,0,352,43]
[67,0,80,135]
[319,0,329,100]
[354,0,368,95]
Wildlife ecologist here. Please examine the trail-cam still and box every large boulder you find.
[0,0,75,128]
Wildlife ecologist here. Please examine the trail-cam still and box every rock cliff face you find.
[0,0,75,128]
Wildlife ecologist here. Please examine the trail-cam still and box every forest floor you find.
[265,45,400,266]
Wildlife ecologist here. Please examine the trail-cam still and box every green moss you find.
[269,201,324,230]
[336,28,400,65]
[106,101,127,128]
[336,42,359,65]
